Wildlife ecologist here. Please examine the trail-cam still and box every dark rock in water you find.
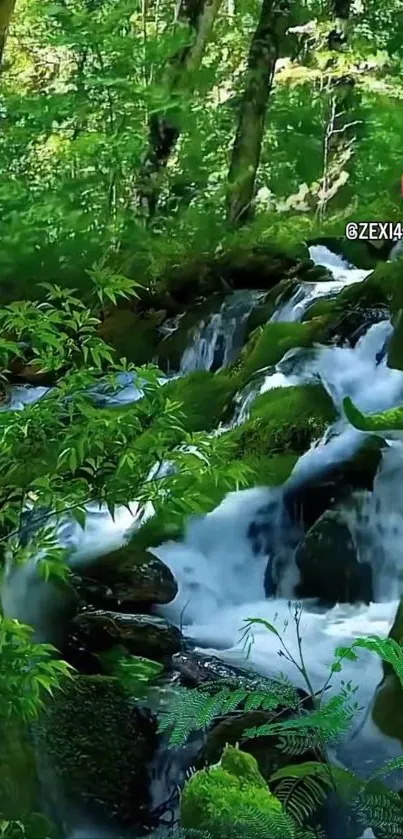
[284,436,384,531]
[71,610,182,660]
[171,650,274,691]
[34,675,157,831]
[295,510,373,604]
[324,303,390,348]
[71,550,177,611]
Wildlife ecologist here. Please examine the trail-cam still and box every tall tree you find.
[315,0,363,220]
[0,0,16,68]
[138,0,223,217]
[226,0,291,225]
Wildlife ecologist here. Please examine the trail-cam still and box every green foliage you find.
[0,616,72,724]
[158,675,299,747]
[97,647,163,699]
[168,615,403,837]
[344,396,403,432]
[180,746,292,839]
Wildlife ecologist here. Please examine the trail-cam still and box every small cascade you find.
[179,289,264,373]
[271,245,371,323]
[3,242,403,835]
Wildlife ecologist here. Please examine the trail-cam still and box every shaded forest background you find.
[1,0,403,303]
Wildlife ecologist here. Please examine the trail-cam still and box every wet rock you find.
[323,303,389,348]
[295,510,373,604]
[34,675,157,830]
[71,549,177,610]
[71,610,183,660]
[284,436,384,531]
[171,650,274,690]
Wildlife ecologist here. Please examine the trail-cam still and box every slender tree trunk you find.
[138,0,223,217]
[316,0,363,219]
[0,0,16,68]
[226,0,291,225]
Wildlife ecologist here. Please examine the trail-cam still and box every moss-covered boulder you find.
[72,547,177,610]
[223,385,336,460]
[164,369,239,432]
[98,309,164,365]
[34,675,157,828]
[0,723,39,820]
[70,610,182,660]
[180,745,287,839]
[238,319,327,386]
[295,510,373,605]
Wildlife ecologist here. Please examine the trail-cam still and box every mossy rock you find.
[372,599,403,741]
[222,384,336,460]
[164,369,240,432]
[180,745,285,839]
[34,675,157,828]
[0,723,39,820]
[237,453,299,487]
[338,259,402,312]
[98,309,163,365]
[238,319,327,386]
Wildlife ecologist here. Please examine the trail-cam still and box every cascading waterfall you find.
[3,243,403,836]
[178,289,264,373]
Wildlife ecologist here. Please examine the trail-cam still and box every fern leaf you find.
[274,775,328,826]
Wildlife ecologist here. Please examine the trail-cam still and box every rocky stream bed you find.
[2,237,403,838]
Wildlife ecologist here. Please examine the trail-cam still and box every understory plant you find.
[159,603,403,838]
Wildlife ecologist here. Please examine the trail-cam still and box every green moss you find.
[98,309,162,365]
[180,745,284,838]
[235,453,299,486]
[303,297,338,322]
[34,675,156,825]
[0,723,38,820]
[238,319,327,386]
[164,369,240,432]
[224,385,336,459]
[338,259,402,312]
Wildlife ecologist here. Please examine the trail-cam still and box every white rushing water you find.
[3,243,403,835]
[179,289,264,373]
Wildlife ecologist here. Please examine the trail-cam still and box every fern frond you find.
[158,678,300,747]
[244,693,354,745]
[353,790,403,836]
[368,755,403,782]
[273,775,327,826]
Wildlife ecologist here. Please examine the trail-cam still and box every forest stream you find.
[2,242,403,839]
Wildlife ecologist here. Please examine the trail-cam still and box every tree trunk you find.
[138,0,223,217]
[0,0,16,68]
[316,1,363,220]
[226,0,291,226]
